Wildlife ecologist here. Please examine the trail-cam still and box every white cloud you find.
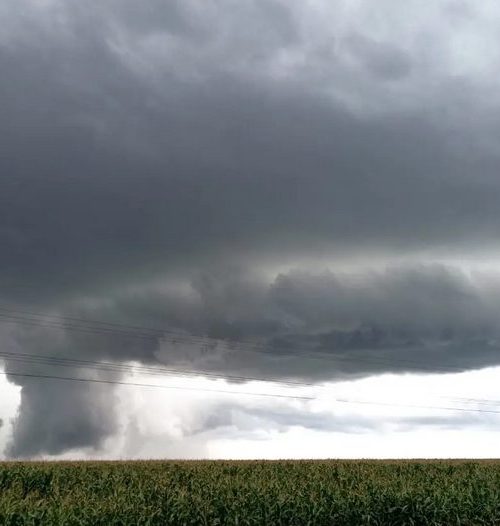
[0,373,21,456]
[3,365,498,459]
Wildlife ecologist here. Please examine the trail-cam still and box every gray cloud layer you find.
[2,0,500,456]
[4,264,500,456]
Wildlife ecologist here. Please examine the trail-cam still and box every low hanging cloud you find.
[2,0,500,456]
[4,264,500,457]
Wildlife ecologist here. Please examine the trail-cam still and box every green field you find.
[1,460,500,525]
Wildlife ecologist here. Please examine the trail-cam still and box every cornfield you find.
[1,460,499,525]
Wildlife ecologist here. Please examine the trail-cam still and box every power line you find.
[2,369,500,415]
[0,312,158,340]
[0,370,314,401]
[0,305,470,367]
[2,349,500,408]
[2,305,500,410]
[0,307,489,376]
[335,398,500,415]
[0,307,166,336]
[442,396,500,406]
[0,350,318,389]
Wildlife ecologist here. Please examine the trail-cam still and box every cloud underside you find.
[2,0,500,456]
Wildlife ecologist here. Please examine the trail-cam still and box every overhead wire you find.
[0,349,318,389]
[334,398,500,415]
[1,305,500,412]
[0,306,491,376]
[2,370,500,416]
[0,370,314,400]
[2,349,500,410]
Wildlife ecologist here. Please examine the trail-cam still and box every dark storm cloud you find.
[7,379,117,457]
[2,0,500,456]
[2,0,500,303]
[7,263,500,456]
[109,264,500,382]
[1,323,127,457]
[343,33,412,80]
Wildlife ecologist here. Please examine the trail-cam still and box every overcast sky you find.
[2,0,500,459]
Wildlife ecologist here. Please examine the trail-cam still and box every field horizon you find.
[2,457,500,463]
